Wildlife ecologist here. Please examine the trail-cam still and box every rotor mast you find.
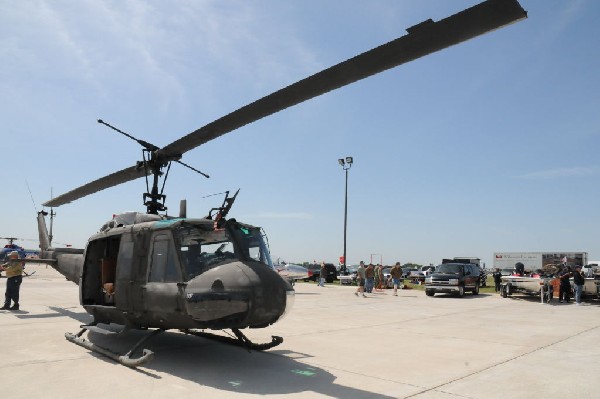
[142,154,169,215]
[97,119,207,215]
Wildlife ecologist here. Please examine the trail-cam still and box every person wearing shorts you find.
[390,262,403,296]
[355,261,366,297]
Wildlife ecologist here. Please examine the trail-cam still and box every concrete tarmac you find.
[1,265,599,399]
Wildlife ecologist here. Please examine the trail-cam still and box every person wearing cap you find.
[572,265,585,305]
[0,251,24,310]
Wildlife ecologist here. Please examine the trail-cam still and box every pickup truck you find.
[303,263,338,283]
[424,263,481,297]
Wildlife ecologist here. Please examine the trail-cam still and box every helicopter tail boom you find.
[36,211,51,252]
[35,211,83,284]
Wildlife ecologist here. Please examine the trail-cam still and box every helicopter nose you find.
[184,261,294,329]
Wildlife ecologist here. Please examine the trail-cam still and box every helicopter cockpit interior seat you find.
[101,258,117,305]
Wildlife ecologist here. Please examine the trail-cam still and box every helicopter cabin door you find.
[114,232,141,315]
[144,230,185,320]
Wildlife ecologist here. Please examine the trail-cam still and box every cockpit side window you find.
[149,232,182,283]
[231,225,273,268]
[172,222,273,280]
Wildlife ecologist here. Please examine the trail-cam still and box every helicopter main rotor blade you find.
[158,0,526,159]
[43,165,151,207]
[45,0,526,207]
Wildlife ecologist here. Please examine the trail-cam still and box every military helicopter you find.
[32,0,526,368]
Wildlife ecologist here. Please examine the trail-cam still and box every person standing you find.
[365,264,375,293]
[390,262,403,296]
[573,265,585,305]
[374,264,382,292]
[492,268,502,292]
[319,261,326,287]
[355,261,366,297]
[558,266,572,303]
[0,251,24,310]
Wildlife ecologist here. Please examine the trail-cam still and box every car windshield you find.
[436,264,463,274]
[173,221,273,280]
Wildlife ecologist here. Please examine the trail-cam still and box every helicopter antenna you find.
[97,119,210,214]
[49,187,56,245]
[202,191,229,199]
[25,180,38,212]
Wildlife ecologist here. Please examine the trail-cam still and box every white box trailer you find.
[493,252,588,275]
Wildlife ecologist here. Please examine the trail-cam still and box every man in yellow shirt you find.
[0,251,24,310]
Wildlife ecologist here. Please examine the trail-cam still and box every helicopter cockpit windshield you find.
[174,221,273,281]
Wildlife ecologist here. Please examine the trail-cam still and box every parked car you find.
[401,266,418,278]
[408,266,435,282]
[303,263,338,283]
[303,263,321,282]
[424,263,481,297]
[381,266,393,288]
[323,263,338,283]
[339,265,358,285]
[499,268,514,276]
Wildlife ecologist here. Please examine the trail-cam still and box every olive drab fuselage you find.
[40,215,294,331]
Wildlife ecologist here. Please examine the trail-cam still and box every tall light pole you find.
[338,156,353,274]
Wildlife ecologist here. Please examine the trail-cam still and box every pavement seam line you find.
[402,324,600,399]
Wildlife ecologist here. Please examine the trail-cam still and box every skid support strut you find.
[183,328,283,351]
[65,327,164,368]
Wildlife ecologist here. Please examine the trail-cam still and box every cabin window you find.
[149,233,181,283]
[116,240,134,279]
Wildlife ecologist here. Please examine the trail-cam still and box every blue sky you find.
[1,0,599,268]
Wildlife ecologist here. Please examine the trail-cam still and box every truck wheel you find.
[425,290,435,297]
[473,283,480,295]
[458,286,464,298]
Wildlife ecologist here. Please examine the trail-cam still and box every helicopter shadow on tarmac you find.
[120,331,396,398]
[16,306,94,323]
[22,306,396,398]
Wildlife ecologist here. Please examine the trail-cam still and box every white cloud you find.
[0,1,321,117]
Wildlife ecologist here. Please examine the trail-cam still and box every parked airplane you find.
[273,259,308,286]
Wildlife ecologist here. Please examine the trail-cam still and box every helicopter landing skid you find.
[183,328,283,352]
[65,327,164,368]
